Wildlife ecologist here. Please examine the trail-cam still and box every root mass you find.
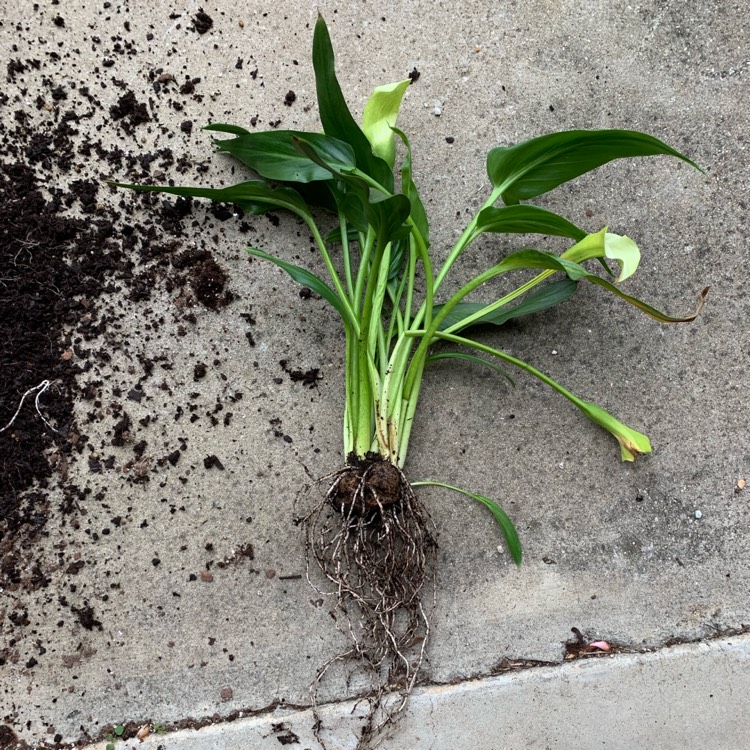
[303,456,437,749]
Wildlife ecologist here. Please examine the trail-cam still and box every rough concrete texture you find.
[79,634,750,749]
[0,0,748,747]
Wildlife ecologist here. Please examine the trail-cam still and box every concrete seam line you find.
[80,632,750,749]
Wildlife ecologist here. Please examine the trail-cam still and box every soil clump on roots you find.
[303,455,437,749]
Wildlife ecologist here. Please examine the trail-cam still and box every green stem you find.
[355,237,388,456]
[403,235,418,330]
[379,333,413,463]
[442,269,555,335]
[341,170,434,462]
[386,279,407,344]
[343,323,357,456]
[306,217,358,331]
[396,356,425,467]
[353,227,376,315]
[433,186,504,294]
[339,212,354,302]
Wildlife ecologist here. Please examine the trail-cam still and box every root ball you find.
[302,456,437,749]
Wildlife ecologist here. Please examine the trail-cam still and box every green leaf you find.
[290,134,359,176]
[412,481,522,565]
[425,351,515,386]
[430,330,653,462]
[206,128,355,183]
[312,15,394,190]
[387,237,409,282]
[474,204,587,242]
[487,129,703,203]
[296,180,340,214]
[435,278,578,332]
[203,123,251,136]
[361,79,411,168]
[327,179,370,233]
[472,492,523,565]
[246,247,350,322]
[291,136,411,243]
[109,180,311,218]
[369,192,412,243]
[452,246,707,324]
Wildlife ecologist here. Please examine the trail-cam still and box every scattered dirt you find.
[0,6,309,746]
[0,8,434,748]
[191,9,214,35]
[0,94,244,592]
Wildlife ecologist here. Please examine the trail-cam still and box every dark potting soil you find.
[0,136,223,585]
[0,44,240,599]
[0,6,335,747]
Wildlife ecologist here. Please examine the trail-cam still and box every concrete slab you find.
[1,0,748,748]
[80,634,750,749]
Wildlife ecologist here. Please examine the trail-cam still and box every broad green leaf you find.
[291,134,358,176]
[425,351,515,386]
[109,180,311,218]
[435,278,578,332]
[361,79,411,168]
[312,15,394,190]
[487,129,703,204]
[292,136,411,243]
[246,247,349,321]
[474,204,587,242]
[392,126,430,248]
[327,180,370,233]
[368,192,412,243]
[296,180,340,214]
[289,138,383,232]
[206,128,355,183]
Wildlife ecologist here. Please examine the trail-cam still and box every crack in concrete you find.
[63,622,750,750]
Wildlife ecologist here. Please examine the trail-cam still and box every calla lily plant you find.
[112,15,706,564]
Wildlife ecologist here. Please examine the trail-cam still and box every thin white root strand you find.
[0,379,60,434]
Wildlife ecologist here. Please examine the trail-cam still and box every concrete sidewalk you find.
[82,634,750,749]
[1,1,748,748]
